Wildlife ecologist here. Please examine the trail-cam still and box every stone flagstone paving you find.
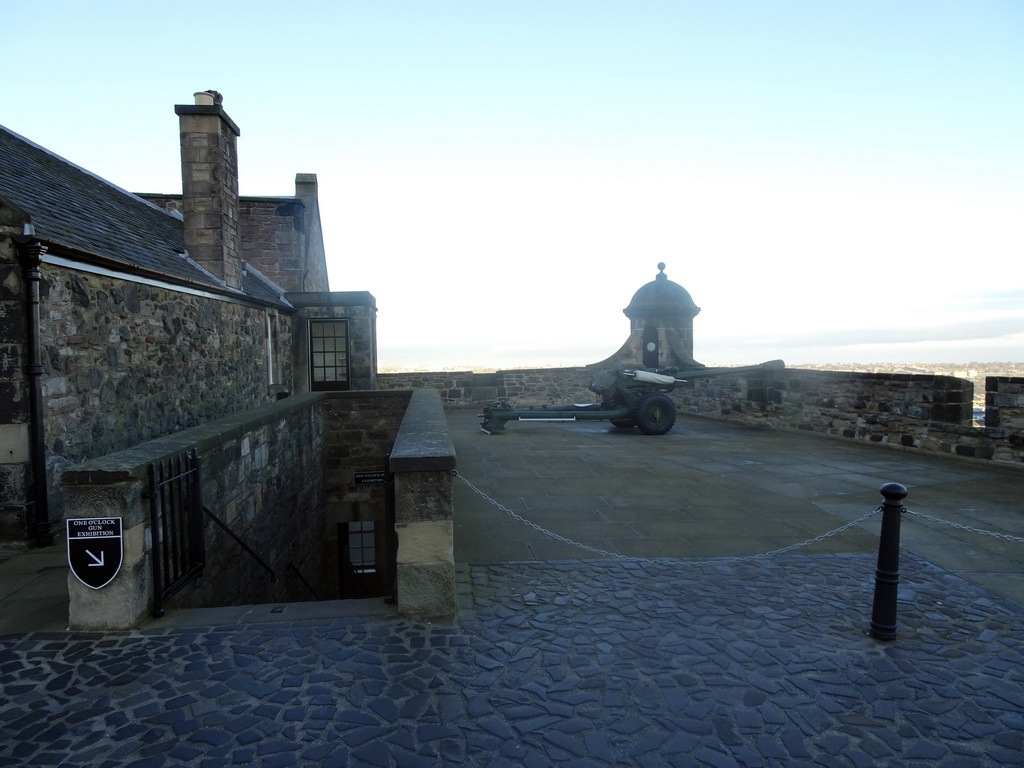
[2,554,1023,766]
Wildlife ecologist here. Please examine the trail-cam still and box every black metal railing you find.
[203,505,276,582]
[148,449,205,617]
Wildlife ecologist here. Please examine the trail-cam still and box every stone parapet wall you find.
[984,377,1024,464]
[378,372,481,404]
[380,367,1024,468]
[389,389,456,619]
[60,388,459,628]
[182,395,327,610]
[378,368,596,406]
[62,394,327,629]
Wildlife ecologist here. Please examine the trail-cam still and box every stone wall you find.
[62,394,327,629]
[984,376,1024,465]
[290,293,378,393]
[378,368,594,406]
[379,367,1024,469]
[321,391,410,599]
[141,187,329,295]
[36,266,291,527]
[0,231,29,538]
[60,388,458,628]
[388,389,456,620]
[181,395,327,610]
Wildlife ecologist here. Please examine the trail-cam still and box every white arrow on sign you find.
[86,550,105,567]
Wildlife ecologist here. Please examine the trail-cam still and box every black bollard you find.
[869,483,908,640]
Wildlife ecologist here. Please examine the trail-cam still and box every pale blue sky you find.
[5,1,1022,367]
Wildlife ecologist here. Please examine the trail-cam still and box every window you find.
[347,521,377,574]
[266,311,281,386]
[309,319,349,391]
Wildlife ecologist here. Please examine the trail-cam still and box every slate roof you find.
[0,125,290,308]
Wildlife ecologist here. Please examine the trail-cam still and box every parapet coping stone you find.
[62,393,328,486]
[390,388,456,473]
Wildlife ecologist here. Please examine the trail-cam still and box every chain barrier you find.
[453,470,882,566]
[904,508,1024,544]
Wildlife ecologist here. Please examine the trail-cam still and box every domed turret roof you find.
[624,263,700,318]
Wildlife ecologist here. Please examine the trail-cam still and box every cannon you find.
[479,359,784,435]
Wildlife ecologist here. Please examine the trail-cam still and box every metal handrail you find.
[203,506,277,582]
[287,563,320,601]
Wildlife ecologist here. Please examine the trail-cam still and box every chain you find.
[905,508,1024,544]
[452,470,882,566]
[453,471,642,560]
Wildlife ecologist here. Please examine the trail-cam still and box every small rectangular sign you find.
[354,471,387,485]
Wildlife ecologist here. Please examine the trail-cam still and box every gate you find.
[148,449,205,617]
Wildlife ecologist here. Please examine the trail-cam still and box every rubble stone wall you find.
[62,393,327,628]
[379,368,1024,469]
[35,265,291,532]
[984,376,1024,465]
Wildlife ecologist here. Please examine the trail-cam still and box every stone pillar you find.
[393,471,454,619]
[389,389,456,619]
[175,91,243,290]
[64,478,152,631]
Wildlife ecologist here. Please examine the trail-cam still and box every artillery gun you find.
[479,360,784,435]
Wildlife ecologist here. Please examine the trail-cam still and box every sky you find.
[4,1,1022,368]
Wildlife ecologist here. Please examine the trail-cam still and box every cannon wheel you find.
[634,392,676,435]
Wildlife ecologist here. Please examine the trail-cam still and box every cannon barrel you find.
[662,359,785,381]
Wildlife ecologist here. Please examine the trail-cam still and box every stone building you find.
[0,91,377,547]
[592,262,703,370]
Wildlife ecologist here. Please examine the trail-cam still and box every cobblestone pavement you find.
[2,554,1022,767]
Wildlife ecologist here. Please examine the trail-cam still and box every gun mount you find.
[479,359,784,435]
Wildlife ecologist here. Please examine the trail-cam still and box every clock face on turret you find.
[646,342,657,352]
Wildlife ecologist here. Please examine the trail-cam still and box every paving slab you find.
[0,409,1021,766]
[449,409,1024,607]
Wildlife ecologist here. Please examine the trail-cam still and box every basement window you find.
[347,521,377,575]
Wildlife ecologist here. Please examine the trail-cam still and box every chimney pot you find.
[194,91,216,106]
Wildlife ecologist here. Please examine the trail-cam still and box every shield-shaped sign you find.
[67,517,123,590]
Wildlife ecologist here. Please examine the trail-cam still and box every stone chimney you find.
[174,91,242,290]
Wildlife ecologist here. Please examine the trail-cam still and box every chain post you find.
[869,482,908,641]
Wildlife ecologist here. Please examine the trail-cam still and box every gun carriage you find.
[479,360,784,435]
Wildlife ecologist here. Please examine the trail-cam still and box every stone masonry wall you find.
[379,368,1024,469]
[63,394,328,628]
[378,368,595,406]
[171,395,327,610]
[0,231,29,538]
[239,198,311,293]
[141,193,329,294]
[40,266,292,526]
[321,391,410,599]
[322,391,411,513]
[985,376,1024,465]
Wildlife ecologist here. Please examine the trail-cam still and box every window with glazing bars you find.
[347,521,377,574]
[309,319,349,391]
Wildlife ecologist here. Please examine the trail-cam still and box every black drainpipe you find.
[14,223,54,547]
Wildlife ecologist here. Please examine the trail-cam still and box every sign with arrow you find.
[67,517,123,590]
